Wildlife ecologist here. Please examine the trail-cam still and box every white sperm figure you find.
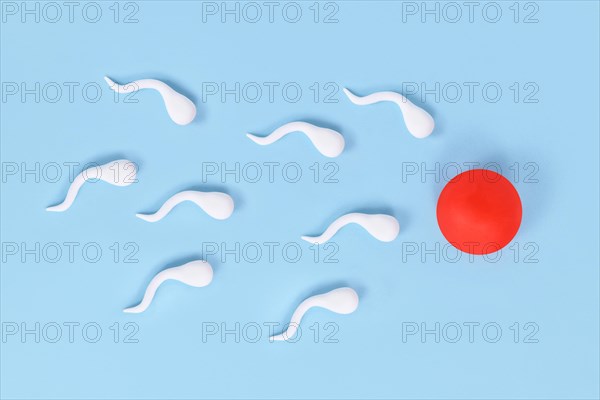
[302,212,399,244]
[343,88,434,138]
[246,121,345,158]
[46,159,137,212]
[136,190,234,222]
[124,260,213,314]
[271,287,359,342]
[104,76,197,125]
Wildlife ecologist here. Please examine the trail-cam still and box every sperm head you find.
[320,288,359,314]
[201,192,235,220]
[98,159,138,186]
[365,214,400,242]
[177,260,213,287]
[403,102,435,139]
[164,91,197,126]
[315,127,345,158]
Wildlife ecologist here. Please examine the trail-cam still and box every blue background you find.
[1,1,599,399]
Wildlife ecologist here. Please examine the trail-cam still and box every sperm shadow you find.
[393,209,411,234]
[87,152,133,167]
[349,205,396,216]
[199,250,222,273]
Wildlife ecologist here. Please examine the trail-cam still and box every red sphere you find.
[436,169,522,255]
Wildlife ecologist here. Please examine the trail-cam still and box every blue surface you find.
[1,1,599,399]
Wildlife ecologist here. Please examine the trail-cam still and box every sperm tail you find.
[136,193,186,223]
[46,173,87,212]
[104,76,145,94]
[104,76,117,88]
[343,87,410,108]
[270,325,299,342]
[342,87,364,104]
[135,212,161,223]
[248,122,317,146]
[269,301,312,342]
[246,133,271,145]
[137,191,233,222]
[246,128,289,146]
[123,272,168,313]
[301,214,360,244]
